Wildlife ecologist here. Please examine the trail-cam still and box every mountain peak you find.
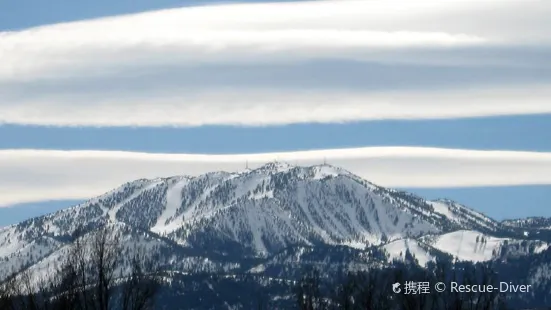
[2,163,550,299]
[248,162,355,183]
[255,161,294,172]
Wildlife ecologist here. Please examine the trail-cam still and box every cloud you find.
[2,0,550,81]
[0,0,491,82]
[2,85,551,127]
[1,0,550,127]
[1,147,551,206]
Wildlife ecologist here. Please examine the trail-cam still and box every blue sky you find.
[1,115,550,153]
[1,0,306,30]
[1,0,550,227]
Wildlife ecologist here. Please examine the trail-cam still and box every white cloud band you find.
[0,0,497,82]
[2,0,550,77]
[3,0,550,81]
[1,147,551,206]
[2,86,551,127]
[1,0,551,127]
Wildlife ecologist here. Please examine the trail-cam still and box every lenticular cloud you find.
[1,0,551,127]
[0,0,492,82]
[2,86,551,127]
[1,147,551,206]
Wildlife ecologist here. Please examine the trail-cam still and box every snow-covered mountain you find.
[1,162,550,308]
[0,163,497,263]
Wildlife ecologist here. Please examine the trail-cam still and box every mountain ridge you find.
[0,163,545,257]
[1,162,550,308]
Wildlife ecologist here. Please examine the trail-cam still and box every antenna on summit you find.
[323,157,327,165]
[245,160,249,170]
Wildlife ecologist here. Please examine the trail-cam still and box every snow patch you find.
[382,239,434,266]
[151,177,190,234]
[429,230,505,262]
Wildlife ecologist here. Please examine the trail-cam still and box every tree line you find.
[0,226,161,310]
[295,259,515,310]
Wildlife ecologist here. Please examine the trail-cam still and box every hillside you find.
[1,163,550,309]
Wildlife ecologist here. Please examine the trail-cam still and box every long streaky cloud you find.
[0,85,551,127]
[1,0,551,127]
[2,0,549,81]
[0,0,495,81]
[2,86,551,127]
[1,147,551,206]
